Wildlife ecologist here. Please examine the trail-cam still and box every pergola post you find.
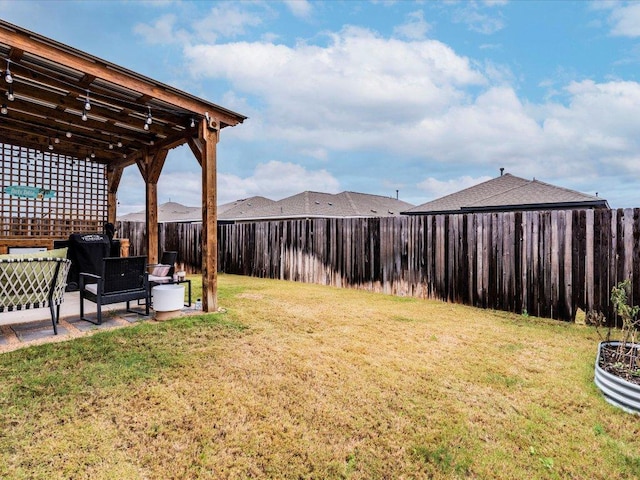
[145,182,159,264]
[200,118,219,312]
[107,165,123,226]
[138,149,168,265]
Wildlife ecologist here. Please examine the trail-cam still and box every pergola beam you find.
[0,23,244,128]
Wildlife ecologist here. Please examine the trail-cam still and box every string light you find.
[0,55,199,129]
[90,150,95,158]
[0,56,211,160]
[5,59,12,84]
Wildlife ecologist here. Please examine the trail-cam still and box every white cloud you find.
[452,4,505,34]
[218,161,340,203]
[192,4,263,42]
[133,14,188,45]
[119,160,340,209]
[394,10,431,40]
[133,4,263,45]
[158,171,202,206]
[418,175,493,199]
[185,26,486,136]
[283,0,313,19]
[608,2,640,37]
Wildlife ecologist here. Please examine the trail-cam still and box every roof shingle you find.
[403,173,609,214]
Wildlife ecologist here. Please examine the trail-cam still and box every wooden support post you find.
[106,165,123,225]
[200,118,219,312]
[146,181,159,265]
[137,148,168,265]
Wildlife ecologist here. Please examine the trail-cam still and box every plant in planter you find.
[594,280,640,414]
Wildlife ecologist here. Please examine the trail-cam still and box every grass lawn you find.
[0,274,638,479]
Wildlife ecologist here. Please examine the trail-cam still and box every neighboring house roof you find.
[118,192,412,224]
[403,173,609,215]
[117,201,201,223]
[218,196,276,220]
[225,191,415,222]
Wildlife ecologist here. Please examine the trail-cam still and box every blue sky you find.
[2,0,640,213]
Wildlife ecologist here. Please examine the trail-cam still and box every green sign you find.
[3,185,56,199]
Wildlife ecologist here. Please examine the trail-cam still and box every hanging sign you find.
[3,185,56,199]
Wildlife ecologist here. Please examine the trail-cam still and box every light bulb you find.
[0,104,7,115]
[90,151,95,158]
[123,153,127,159]
[144,123,149,131]
[117,140,122,148]
[5,60,12,84]
[190,118,195,128]
[84,91,91,110]
[6,85,14,101]
[82,110,87,121]
[108,142,113,150]
[48,143,54,151]
[66,131,72,138]
[54,136,60,144]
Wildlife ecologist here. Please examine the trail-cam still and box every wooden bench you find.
[0,252,72,335]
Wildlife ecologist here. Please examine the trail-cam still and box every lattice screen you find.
[0,143,107,241]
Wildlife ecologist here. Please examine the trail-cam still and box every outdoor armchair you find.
[0,252,71,335]
[147,251,178,283]
[79,256,149,324]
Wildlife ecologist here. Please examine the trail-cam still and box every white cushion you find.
[149,275,172,283]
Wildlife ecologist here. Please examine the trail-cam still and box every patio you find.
[0,291,199,353]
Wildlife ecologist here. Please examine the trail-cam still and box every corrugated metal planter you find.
[594,341,640,415]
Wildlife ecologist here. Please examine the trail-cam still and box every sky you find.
[1,0,640,214]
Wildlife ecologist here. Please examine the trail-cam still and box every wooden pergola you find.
[0,20,246,312]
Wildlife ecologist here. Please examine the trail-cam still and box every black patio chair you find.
[147,251,178,283]
[79,256,149,324]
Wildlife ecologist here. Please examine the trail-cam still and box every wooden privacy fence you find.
[119,208,640,324]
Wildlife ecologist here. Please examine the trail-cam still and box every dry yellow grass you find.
[0,274,638,479]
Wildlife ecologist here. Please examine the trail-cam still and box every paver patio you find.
[0,291,198,353]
